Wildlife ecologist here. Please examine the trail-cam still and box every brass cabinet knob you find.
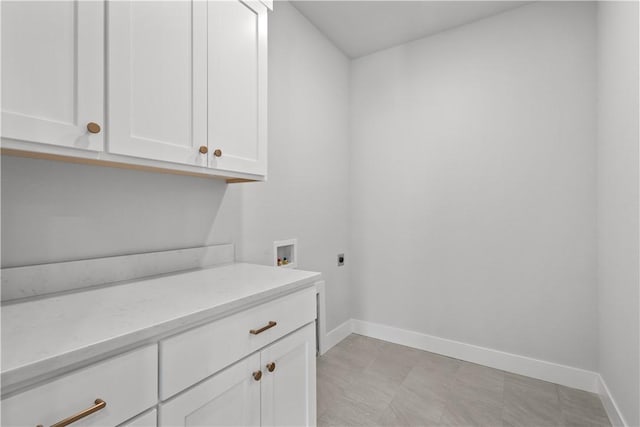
[253,370,262,381]
[199,146,208,154]
[266,362,276,372]
[213,149,222,157]
[86,122,101,134]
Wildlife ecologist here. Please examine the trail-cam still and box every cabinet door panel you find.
[122,409,157,427]
[261,323,317,427]
[159,353,260,427]
[208,0,267,176]
[1,0,103,151]
[108,1,207,166]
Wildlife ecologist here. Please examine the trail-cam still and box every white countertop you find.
[1,263,321,393]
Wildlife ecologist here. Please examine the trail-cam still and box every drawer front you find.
[2,345,158,427]
[160,287,316,399]
[121,409,157,427]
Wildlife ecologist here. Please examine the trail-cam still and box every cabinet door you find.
[261,323,317,427]
[122,410,157,427]
[159,353,260,427]
[108,1,208,167]
[208,0,267,176]
[1,1,104,151]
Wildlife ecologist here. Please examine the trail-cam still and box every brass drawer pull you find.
[37,398,106,427]
[249,321,277,335]
[266,362,276,372]
[253,370,262,381]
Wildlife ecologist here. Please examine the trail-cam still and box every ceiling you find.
[290,1,530,58]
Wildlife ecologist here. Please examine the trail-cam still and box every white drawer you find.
[2,345,158,427]
[121,409,157,427]
[160,287,316,399]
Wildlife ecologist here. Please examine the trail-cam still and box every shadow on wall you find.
[0,155,241,268]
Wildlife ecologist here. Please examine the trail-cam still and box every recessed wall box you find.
[274,239,297,268]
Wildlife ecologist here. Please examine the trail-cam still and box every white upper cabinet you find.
[107,1,208,167]
[1,1,104,151]
[1,0,268,180]
[108,0,267,175]
[207,0,268,176]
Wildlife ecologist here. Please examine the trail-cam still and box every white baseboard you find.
[350,319,600,394]
[321,319,353,354]
[597,375,628,427]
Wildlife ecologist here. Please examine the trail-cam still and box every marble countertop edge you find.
[1,264,321,396]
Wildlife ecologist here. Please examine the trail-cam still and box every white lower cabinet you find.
[1,345,158,427]
[159,287,316,400]
[159,323,316,427]
[1,288,317,427]
[122,409,158,427]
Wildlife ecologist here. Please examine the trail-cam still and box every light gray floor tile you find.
[413,351,462,378]
[364,344,417,384]
[318,393,382,427]
[343,369,403,419]
[341,334,387,354]
[502,372,561,427]
[440,363,505,427]
[378,385,446,427]
[327,341,381,372]
[439,397,505,427]
[560,410,611,427]
[558,386,611,427]
[448,362,505,407]
[376,364,453,426]
[318,371,347,418]
[403,366,454,402]
[317,335,612,427]
[502,394,561,427]
[504,373,559,403]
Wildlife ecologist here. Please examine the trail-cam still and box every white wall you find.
[596,2,640,425]
[350,2,598,370]
[0,0,351,329]
[5,3,638,406]
[233,1,351,331]
[0,158,240,266]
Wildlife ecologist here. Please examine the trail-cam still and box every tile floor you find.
[317,334,611,427]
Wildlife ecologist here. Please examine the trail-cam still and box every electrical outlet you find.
[337,253,345,266]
